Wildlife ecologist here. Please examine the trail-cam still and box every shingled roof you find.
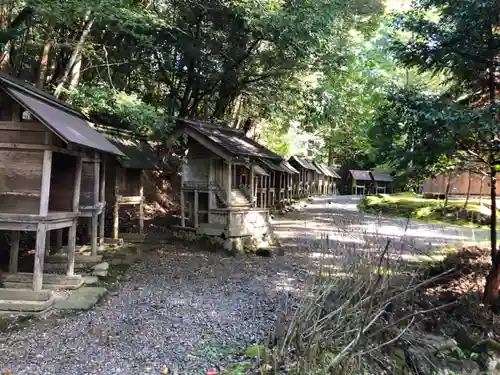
[280,160,299,174]
[0,73,123,156]
[350,170,372,181]
[289,156,320,172]
[94,125,166,170]
[179,119,282,160]
[370,172,393,182]
[325,166,341,179]
[259,158,288,173]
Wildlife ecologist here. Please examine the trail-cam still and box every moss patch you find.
[359,194,494,228]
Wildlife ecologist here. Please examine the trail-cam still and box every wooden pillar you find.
[9,231,20,273]
[45,231,51,256]
[226,160,232,205]
[90,154,100,256]
[68,156,82,277]
[194,189,199,228]
[33,223,47,291]
[180,191,186,227]
[99,158,106,245]
[56,228,63,250]
[34,149,52,291]
[113,170,120,240]
[180,161,186,227]
[139,172,144,235]
[249,163,254,207]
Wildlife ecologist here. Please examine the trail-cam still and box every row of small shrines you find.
[0,72,393,294]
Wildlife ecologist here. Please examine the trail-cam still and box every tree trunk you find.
[54,11,94,98]
[484,167,499,305]
[36,39,52,89]
[444,172,452,207]
[464,170,472,209]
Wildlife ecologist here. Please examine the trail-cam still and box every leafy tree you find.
[387,0,500,304]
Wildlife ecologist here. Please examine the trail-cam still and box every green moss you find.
[360,194,495,228]
[222,362,253,375]
[245,344,267,358]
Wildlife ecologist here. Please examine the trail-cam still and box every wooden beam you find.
[8,231,20,273]
[33,223,47,291]
[0,121,44,131]
[39,150,52,216]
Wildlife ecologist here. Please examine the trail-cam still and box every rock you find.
[93,270,109,277]
[93,262,110,271]
[54,287,107,311]
[92,262,110,277]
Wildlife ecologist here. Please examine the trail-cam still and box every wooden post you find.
[39,150,52,216]
[56,229,63,249]
[90,154,100,256]
[249,163,254,207]
[68,156,82,277]
[113,200,120,239]
[180,191,186,227]
[139,172,144,235]
[113,169,120,240]
[9,231,20,273]
[194,190,199,228]
[45,231,51,256]
[99,158,106,245]
[33,223,47,291]
[226,160,232,206]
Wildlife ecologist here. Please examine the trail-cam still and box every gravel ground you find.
[0,195,487,374]
[1,246,306,375]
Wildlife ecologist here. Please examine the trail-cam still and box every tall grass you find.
[266,232,452,375]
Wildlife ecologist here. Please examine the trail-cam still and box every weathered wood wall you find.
[48,152,76,212]
[0,149,43,213]
[80,161,96,205]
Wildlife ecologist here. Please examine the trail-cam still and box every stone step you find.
[45,254,103,264]
[54,287,107,311]
[0,288,55,313]
[4,273,84,290]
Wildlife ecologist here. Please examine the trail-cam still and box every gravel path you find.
[0,195,488,374]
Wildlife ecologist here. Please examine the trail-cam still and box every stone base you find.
[0,288,55,314]
[4,273,84,290]
[119,233,146,243]
[102,237,124,246]
[54,287,107,311]
[45,254,103,264]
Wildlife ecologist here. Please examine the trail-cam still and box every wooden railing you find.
[209,181,228,206]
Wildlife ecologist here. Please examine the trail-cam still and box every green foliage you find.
[65,84,171,135]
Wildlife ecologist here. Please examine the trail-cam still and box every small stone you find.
[93,262,110,271]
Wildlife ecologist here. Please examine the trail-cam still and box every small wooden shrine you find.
[0,73,122,291]
[96,125,166,241]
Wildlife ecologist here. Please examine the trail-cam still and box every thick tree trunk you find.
[464,170,472,209]
[484,167,498,305]
[36,40,52,89]
[54,11,94,98]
